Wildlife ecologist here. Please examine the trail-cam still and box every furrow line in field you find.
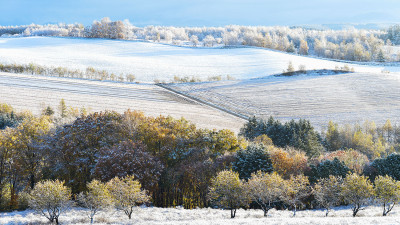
[156,84,249,120]
[0,81,177,103]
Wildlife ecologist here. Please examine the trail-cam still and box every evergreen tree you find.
[307,158,351,184]
[59,99,67,118]
[377,49,386,62]
[366,154,400,181]
[232,144,273,180]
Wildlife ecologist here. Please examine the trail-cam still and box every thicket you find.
[2,18,400,62]
[1,103,400,219]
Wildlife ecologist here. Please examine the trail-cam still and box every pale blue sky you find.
[1,0,400,26]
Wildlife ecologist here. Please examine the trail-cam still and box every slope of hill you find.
[0,72,244,132]
[0,37,395,82]
[166,71,400,129]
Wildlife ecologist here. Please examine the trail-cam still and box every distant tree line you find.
[2,18,400,62]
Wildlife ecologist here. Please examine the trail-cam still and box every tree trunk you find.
[55,217,59,225]
[352,204,359,217]
[293,204,297,217]
[90,217,94,224]
[29,173,35,189]
[325,209,329,217]
[383,203,387,216]
[231,208,236,218]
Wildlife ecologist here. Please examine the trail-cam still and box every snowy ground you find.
[0,37,396,82]
[167,71,400,130]
[0,72,244,133]
[1,205,400,225]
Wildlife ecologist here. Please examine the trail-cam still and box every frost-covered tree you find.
[208,170,249,218]
[374,175,400,216]
[78,179,113,224]
[107,175,150,219]
[48,111,128,193]
[58,98,67,118]
[341,173,374,217]
[232,144,273,180]
[190,35,199,47]
[313,175,343,216]
[299,40,309,55]
[286,61,295,73]
[12,116,52,189]
[281,174,310,217]
[29,180,71,225]
[247,171,284,216]
[94,140,164,193]
[203,35,216,47]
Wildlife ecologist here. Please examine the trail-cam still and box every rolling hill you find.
[0,37,395,83]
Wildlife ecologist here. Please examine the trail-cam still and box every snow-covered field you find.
[0,72,244,133]
[167,71,400,129]
[1,206,400,225]
[0,37,396,82]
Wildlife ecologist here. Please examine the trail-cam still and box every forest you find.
[1,101,400,223]
[2,18,400,62]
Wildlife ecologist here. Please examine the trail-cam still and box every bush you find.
[29,180,72,225]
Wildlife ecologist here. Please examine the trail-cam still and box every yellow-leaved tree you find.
[374,175,400,216]
[341,173,374,217]
[208,170,250,218]
[313,175,343,216]
[107,175,150,219]
[281,174,310,217]
[77,179,113,224]
[247,171,284,216]
[29,180,71,225]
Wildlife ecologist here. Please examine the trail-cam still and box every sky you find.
[1,0,400,27]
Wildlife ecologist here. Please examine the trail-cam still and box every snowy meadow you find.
[2,206,400,225]
[0,36,392,83]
